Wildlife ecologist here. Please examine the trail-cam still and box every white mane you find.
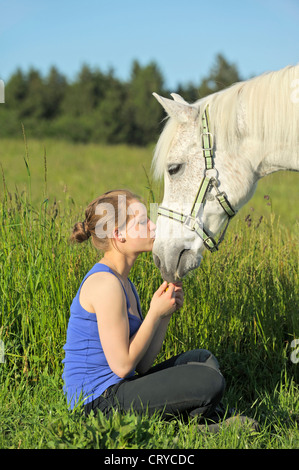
[152,64,299,180]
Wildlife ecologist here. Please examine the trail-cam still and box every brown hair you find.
[70,189,141,252]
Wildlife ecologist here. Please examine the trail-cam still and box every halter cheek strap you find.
[157,105,237,253]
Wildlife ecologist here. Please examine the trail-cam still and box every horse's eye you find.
[168,163,182,176]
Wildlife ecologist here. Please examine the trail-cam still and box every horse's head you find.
[151,92,256,282]
[152,66,299,281]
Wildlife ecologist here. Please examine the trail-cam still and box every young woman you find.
[62,189,257,430]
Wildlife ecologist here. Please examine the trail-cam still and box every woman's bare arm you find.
[88,273,178,378]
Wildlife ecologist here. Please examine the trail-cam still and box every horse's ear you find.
[152,92,199,122]
[170,93,189,104]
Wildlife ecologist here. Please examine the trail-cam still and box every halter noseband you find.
[157,105,237,253]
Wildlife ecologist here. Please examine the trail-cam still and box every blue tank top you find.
[62,262,143,410]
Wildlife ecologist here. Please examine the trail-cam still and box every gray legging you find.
[84,349,225,419]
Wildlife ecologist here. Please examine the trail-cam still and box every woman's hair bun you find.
[70,221,91,243]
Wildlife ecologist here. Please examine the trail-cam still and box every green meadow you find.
[0,136,298,449]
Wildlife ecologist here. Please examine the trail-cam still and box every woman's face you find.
[125,200,156,253]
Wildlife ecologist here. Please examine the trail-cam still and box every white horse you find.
[151,65,299,282]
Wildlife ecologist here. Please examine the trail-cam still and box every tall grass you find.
[0,138,298,449]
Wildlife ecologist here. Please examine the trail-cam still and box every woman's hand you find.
[149,281,184,320]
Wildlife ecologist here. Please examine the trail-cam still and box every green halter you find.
[157,105,237,253]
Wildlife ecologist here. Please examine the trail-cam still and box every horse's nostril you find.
[153,254,161,268]
[177,248,190,269]
[177,249,189,267]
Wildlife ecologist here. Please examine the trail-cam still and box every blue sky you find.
[1,0,298,89]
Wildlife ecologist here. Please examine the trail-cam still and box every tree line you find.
[0,54,242,145]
